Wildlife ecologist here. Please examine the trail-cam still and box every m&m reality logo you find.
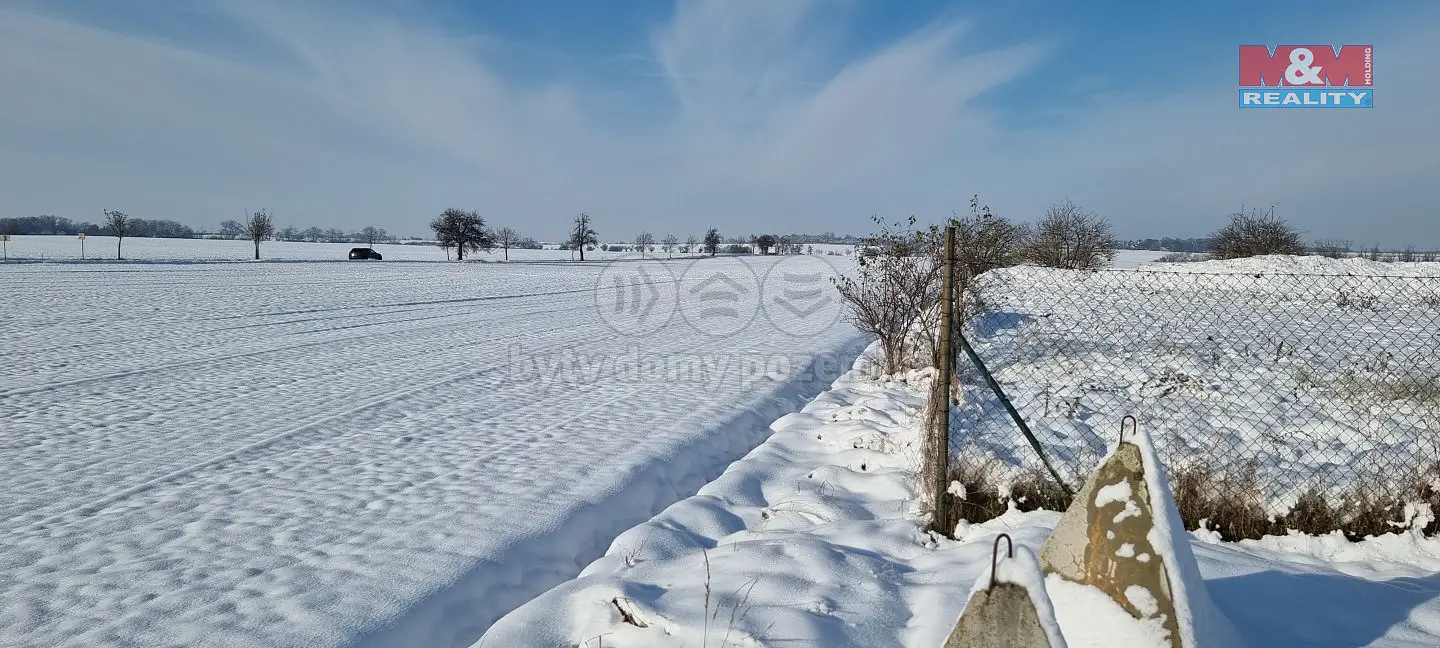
[1238,45,1373,108]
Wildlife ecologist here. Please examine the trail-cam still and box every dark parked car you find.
[348,247,382,260]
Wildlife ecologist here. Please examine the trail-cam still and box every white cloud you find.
[0,1,1435,245]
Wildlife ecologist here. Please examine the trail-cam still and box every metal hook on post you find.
[989,533,1014,589]
[1119,415,1138,446]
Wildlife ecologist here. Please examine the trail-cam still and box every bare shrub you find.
[1024,199,1116,270]
[1283,489,1341,536]
[951,195,1030,278]
[1210,205,1305,259]
[1008,469,1071,513]
[832,216,940,375]
[1156,252,1209,263]
[1334,290,1379,310]
[1311,238,1352,259]
[943,456,1070,526]
[1399,246,1419,262]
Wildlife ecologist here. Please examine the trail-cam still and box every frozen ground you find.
[484,349,1440,647]
[0,253,866,647]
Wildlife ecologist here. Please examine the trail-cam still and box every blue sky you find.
[1,0,1436,246]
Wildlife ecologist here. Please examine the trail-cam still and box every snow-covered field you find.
[483,347,1440,647]
[0,235,868,263]
[1,234,684,262]
[0,250,867,647]
[0,235,1168,267]
[957,255,1440,518]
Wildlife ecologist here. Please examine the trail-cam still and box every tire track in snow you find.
[0,302,569,398]
[22,337,576,531]
[1,315,591,528]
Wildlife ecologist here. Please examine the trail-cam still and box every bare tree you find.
[218,219,244,240]
[304,226,324,243]
[634,231,654,258]
[703,228,721,256]
[1210,206,1305,259]
[569,213,598,261]
[430,208,493,261]
[103,210,132,259]
[755,234,778,255]
[1368,244,1383,262]
[661,233,678,259]
[1311,238,1352,259]
[361,226,386,248]
[1025,199,1116,269]
[495,227,520,261]
[245,209,275,260]
[684,235,698,255]
[1399,245,1418,263]
[832,216,941,375]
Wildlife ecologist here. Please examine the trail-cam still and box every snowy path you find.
[0,257,866,647]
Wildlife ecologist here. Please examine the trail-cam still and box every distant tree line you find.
[0,214,195,238]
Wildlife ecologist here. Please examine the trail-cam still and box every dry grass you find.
[945,451,1440,541]
[943,454,1072,525]
[1169,461,1440,541]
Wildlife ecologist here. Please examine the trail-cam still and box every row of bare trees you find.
[100,209,275,259]
[620,232,727,258]
[564,213,724,261]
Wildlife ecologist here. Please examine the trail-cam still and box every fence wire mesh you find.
[950,265,1440,540]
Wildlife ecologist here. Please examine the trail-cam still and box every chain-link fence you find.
[949,265,1440,540]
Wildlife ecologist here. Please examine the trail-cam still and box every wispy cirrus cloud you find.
[0,0,1435,245]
